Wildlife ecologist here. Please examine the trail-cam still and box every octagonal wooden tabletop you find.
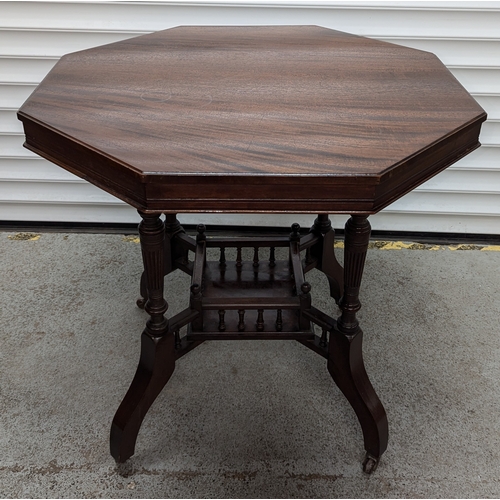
[18,26,486,214]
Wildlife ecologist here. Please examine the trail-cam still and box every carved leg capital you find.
[337,215,371,334]
[139,212,169,337]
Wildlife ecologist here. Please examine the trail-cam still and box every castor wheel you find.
[136,297,146,309]
[362,453,379,474]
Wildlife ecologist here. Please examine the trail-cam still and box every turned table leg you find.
[110,212,175,463]
[327,215,388,474]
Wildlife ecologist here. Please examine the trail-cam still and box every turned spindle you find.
[219,247,226,267]
[253,247,259,268]
[256,309,264,331]
[236,247,243,270]
[269,247,276,267]
[218,310,226,331]
[238,310,245,331]
[275,309,283,331]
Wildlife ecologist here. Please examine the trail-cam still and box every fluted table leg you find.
[110,212,175,463]
[327,215,388,474]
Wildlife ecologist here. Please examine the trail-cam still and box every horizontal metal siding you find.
[1,1,499,234]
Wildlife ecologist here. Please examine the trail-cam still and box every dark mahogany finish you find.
[18,26,485,214]
[17,26,486,473]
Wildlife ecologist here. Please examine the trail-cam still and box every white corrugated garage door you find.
[1,0,499,234]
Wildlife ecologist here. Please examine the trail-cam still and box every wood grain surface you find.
[18,26,486,213]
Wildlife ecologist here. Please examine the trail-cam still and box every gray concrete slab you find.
[0,231,499,498]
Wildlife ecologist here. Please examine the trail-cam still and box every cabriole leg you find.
[327,215,388,473]
[111,211,175,463]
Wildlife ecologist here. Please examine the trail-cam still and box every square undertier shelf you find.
[187,259,315,340]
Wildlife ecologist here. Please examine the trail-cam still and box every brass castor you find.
[362,453,379,474]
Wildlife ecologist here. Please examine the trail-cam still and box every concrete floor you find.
[1,230,499,498]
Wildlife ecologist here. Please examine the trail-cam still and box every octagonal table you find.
[18,26,486,473]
